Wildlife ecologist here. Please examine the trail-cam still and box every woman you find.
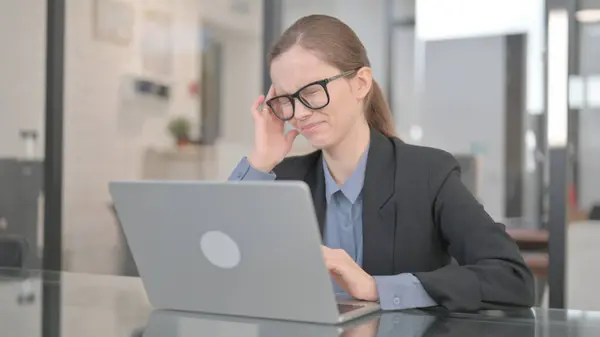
[229,14,535,312]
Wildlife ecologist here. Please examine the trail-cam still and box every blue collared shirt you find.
[228,153,437,310]
[321,147,366,295]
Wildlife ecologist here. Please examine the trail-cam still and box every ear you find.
[352,67,373,101]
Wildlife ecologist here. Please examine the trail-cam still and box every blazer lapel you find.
[303,152,327,236]
[362,129,397,276]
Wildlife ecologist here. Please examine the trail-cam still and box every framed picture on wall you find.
[92,0,135,46]
[140,10,174,77]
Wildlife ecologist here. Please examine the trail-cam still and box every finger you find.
[321,247,334,266]
[323,257,336,272]
[327,261,343,275]
[263,89,280,119]
[251,95,266,118]
[265,85,275,102]
[265,107,285,126]
[260,105,271,119]
[266,85,279,102]
[322,250,342,272]
[263,87,281,119]
[286,130,299,146]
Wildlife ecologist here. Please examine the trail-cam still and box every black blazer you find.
[272,128,535,312]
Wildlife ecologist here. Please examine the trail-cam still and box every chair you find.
[590,205,600,220]
[0,235,29,269]
[506,229,549,306]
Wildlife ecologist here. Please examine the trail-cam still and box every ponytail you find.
[365,80,396,137]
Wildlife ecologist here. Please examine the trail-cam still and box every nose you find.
[294,101,313,120]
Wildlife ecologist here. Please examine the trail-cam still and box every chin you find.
[304,132,334,150]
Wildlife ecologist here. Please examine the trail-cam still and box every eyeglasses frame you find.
[265,68,360,121]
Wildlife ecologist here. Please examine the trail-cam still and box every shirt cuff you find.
[228,157,276,181]
[374,273,437,310]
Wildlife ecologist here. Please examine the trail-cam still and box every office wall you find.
[62,0,201,273]
[407,0,544,222]
[578,23,600,210]
[580,110,600,210]
[414,0,599,212]
[421,36,508,220]
[416,0,545,114]
[210,23,264,180]
[0,0,46,159]
[0,0,266,274]
[199,0,262,36]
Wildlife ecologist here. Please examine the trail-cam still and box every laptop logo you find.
[199,230,241,269]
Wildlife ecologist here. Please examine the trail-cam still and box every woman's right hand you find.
[248,86,299,173]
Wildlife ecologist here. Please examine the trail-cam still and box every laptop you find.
[109,180,380,324]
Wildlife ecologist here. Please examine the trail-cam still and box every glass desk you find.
[1,268,599,337]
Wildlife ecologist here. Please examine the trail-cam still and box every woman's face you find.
[269,45,372,149]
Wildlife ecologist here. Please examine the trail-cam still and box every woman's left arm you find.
[411,151,536,312]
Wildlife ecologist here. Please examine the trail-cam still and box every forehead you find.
[270,45,339,94]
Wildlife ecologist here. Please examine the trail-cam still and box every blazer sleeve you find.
[413,151,536,312]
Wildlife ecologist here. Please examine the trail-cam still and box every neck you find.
[323,120,370,185]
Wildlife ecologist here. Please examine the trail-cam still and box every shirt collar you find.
[323,145,369,204]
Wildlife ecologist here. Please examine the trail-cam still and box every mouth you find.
[300,122,324,133]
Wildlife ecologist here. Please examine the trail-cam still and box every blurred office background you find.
[0,0,599,310]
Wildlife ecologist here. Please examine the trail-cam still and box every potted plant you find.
[167,116,192,147]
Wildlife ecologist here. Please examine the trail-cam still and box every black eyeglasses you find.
[265,69,359,121]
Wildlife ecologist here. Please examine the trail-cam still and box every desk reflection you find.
[142,310,536,337]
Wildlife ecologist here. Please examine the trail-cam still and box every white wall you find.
[193,0,264,180]
[199,0,262,37]
[0,0,46,158]
[417,0,545,116]
[211,24,263,180]
[0,0,204,273]
[62,0,201,273]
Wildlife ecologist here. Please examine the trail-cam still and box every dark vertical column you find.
[545,0,578,309]
[385,0,395,103]
[535,113,548,225]
[548,146,568,309]
[44,0,65,272]
[43,0,65,336]
[262,0,283,94]
[504,34,526,219]
[568,1,581,208]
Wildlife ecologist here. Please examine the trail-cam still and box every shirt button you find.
[393,296,401,306]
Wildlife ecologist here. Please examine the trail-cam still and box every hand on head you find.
[248,86,300,173]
